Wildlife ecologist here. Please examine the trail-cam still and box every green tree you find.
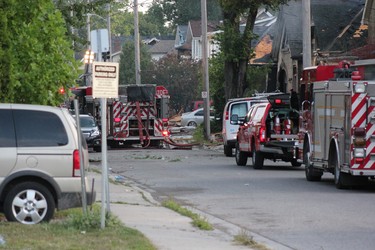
[0,0,79,105]
[150,0,222,26]
[54,0,129,51]
[119,41,153,85]
[218,0,289,100]
[144,54,201,113]
[0,0,13,96]
[209,52,226,117]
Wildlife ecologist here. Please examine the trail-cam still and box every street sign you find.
[92,62,119,98]
[201,91,208,98]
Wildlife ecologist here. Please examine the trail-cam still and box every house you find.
[175,20,221,60]
[270,0,367,93]
[145,39,176,61]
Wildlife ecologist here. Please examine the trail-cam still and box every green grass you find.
[233,229,270,250]
[0,205,156,250]
[162,198,213,231]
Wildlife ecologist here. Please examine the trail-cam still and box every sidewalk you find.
[91,172,289,250]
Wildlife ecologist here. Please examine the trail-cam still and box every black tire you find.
[187,121,197,127]
[252,145,264,169]
[224,145,233,157]
[333,152,350,189]
[93,146,101,152]
[4,182,55,224]
[291,159,302,167]
[304,145,322,181]
[235,143,248,166]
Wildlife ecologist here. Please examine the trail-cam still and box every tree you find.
[218,0,289,100]
[119,41,154,85]
[54,0,129,52]
[144,54,201,113]
[0,0,79,105]
[150,0,222,26]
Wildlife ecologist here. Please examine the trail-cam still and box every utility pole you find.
[302,0,312,68]
[134,0,141,85]
[107,3,112,62]
[201,0,210,140]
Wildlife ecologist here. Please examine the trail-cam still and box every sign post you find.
[92,61,119,229]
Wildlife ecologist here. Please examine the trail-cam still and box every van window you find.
[231,102,248,118]
[0,110,16,147]
[14,110,68,147]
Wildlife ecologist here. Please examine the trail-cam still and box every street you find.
[90,147,375,250]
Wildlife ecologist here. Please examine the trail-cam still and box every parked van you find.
[0,103,96,224]
[222,96,269,156]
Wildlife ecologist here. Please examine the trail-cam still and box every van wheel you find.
[4,182,55,224]
[252,146,264,169]
[224,145,233,157]
[235,143,247,166]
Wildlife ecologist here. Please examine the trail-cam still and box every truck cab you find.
[235,94,300,169]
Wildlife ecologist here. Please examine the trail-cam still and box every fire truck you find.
[72,84,170,148]
[298,59,375,188]
[108,85,170,148]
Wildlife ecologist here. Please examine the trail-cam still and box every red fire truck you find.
[298,60,375,188]
[108,85,170,148]
[72,84,170,148]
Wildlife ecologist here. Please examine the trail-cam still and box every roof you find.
[271,0,366,61]
[312,0,365,51]
[148,40,176,54]
[189,20,219,37]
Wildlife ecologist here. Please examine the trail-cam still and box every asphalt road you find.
[90,147,375,250]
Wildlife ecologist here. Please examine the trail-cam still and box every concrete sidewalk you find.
[91,171,289,250]
[91,171,250,250]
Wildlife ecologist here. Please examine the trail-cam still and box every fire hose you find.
[163,136,200,149]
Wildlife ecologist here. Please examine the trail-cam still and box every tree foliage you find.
[218,0,289,100]
[118,41,153,85]
[150,0,222,26]
[54,0,128,51]
[0,0,79,105]
[144,54,201,113]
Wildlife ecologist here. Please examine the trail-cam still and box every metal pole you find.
[100,97,108,229]
[87,0,91,50]
[134,0,141,85]
[86,0,91,87]
[107,3,112,62]
[201,0,210,140]
[302,0,312,68]
[105,3,111,213]
[74,100,87,215]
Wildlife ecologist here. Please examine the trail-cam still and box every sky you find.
[137,0,152,12]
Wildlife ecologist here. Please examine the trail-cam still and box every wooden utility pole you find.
[201,0,210,140]
[302,0,312,68]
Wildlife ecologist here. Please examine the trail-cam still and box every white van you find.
[222,97,268,156]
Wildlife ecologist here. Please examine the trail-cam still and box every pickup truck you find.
[234,94,301,169]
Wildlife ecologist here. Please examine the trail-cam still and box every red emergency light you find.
[59,87,65,95]
[275,99,282,104]
[162,130,170,137]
